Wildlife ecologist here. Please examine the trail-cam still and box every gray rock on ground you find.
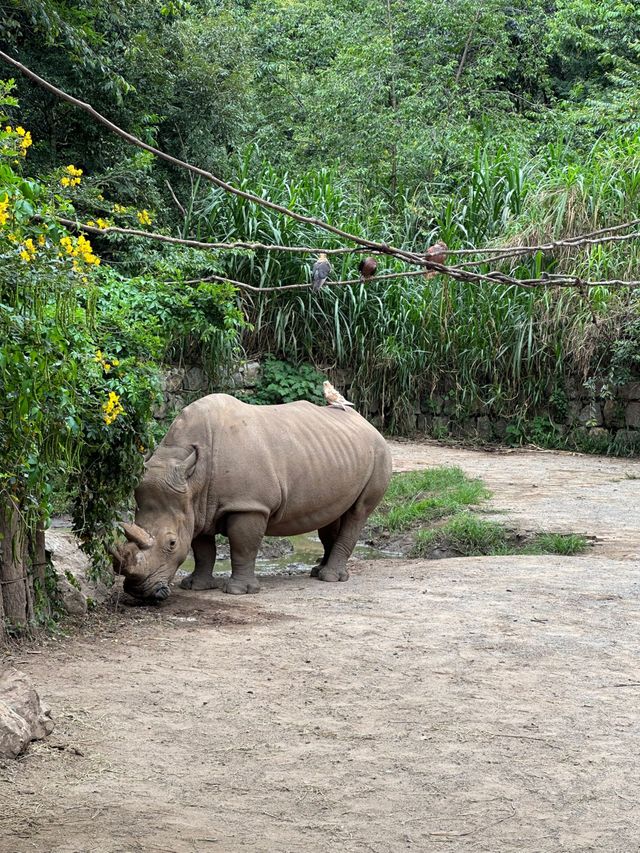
[45,529,111,615]
[0,669,54,759]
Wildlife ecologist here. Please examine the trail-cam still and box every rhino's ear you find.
[168,445,199,491]
[183,445,198,480]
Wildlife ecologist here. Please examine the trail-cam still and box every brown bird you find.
[312,253,332,291]
[358,256,378,282]
[323,380,354,410]
[423,239,448,279]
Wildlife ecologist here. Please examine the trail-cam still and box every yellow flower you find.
[15,129,32,157]
[86,220,96,227]
[95,350,118,372]
[103,390,124,425]
[77,235,100,265]
[137,209,152,226]
[4,126,12,133]
[60,165,82,188]
[113,203,127,214]
[19,238,37,263]
[37,234,46,246]
[59,234,100,268]
[95,218,110,229]
[0,195,9,228]
[60,235,75,255]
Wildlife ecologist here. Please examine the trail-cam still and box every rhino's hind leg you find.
[314,507,368,583]
[310,520,341,577]
[180,535,218,590]
[223,512,266,595]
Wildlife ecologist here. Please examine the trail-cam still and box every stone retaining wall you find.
[156,363,640,452]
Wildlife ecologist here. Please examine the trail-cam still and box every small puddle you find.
[177,533,389,579]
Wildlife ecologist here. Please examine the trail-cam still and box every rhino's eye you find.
[167,537,177,550]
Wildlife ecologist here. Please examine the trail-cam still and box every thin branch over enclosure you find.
[3,50,640,291]
[51,215,640,263]
[47,216,369,255]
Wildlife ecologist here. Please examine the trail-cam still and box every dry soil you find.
[1,441,639,853]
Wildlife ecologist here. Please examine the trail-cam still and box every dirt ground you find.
[1,441,639,853]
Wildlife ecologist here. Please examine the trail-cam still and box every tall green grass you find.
[194,140,640,431]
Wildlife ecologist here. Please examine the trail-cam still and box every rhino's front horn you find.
[122,522,154,550]
[109,543,131,577]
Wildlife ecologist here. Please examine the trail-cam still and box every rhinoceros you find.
[114,393,392,601]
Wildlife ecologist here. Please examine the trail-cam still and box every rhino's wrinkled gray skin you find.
[114,394,392,600]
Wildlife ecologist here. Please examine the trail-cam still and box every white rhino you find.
[114,394,392,600]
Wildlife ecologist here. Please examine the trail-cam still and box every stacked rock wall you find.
[156,362,640,452]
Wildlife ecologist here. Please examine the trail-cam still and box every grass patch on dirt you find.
[371,468,590,559]
[371,467,490,532]
[411,515,589,557]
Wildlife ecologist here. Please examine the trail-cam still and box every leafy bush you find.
[245,358,325,405]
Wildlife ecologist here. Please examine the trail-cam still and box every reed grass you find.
[194,140,640,431]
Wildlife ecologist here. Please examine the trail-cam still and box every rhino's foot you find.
[313,565,349,583]
[221,577,261,595]
[309,561,325,578]
[180,572,218,591]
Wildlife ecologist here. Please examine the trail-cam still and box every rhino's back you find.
[169,393,386,455]
[164,394,391,532]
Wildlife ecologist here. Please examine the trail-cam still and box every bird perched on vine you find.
[358,256,378,282]
[423,240,448,278]
[323,380,354,410]
[312,253,332,291]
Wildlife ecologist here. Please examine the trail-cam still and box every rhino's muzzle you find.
[123,576,171,603]
[152,582,171,601]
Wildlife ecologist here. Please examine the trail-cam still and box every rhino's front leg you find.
[222,512,266,595]
[180,534,217,590]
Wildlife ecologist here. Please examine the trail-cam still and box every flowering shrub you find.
[0,84,162,613]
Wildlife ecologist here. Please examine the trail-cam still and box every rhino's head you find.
[113,445,199,602]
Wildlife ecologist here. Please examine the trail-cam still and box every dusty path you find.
[1,442,639,853]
